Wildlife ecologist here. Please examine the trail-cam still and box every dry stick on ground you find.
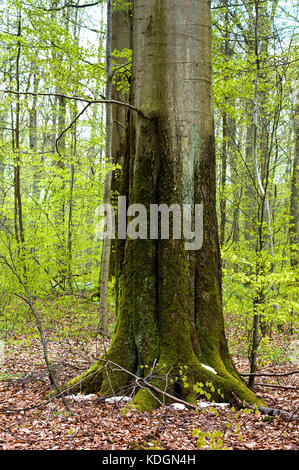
[240,370,299,377]
[8,361,88,385]
[231,392,298,422]
[0,254,75,415]
[275,406,299,438]
[255,382,299,390]
[0,425,37,444]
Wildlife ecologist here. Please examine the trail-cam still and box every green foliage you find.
[212,0,298,367]
[193,429,229,450]
[112,48,132,95]
[193,403,251,450]
[0,370,16,381]
[0,0,124,317]
[112,0,132,12]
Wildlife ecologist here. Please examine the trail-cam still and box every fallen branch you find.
[95,359,299,420]
[231,392,298,422]
[0,425,37,443]
[255,382,299,390]
[257,406,298,422]
[240,370,299,378]
[275,406,299,438]
[7,362,88,385]
[0,367,103,414]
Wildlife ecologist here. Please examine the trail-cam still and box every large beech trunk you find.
[65,0,260,412]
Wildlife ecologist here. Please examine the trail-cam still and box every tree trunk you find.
[228,115,240,246]
[290,80,299,268]
[219,3,230,248]
[29,73,40,199]
[111,7,132,319]
[14,12,25,248]
[98,0,113,334]
[64,0,260,412]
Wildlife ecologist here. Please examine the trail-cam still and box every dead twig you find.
[255,382,299,390]
[240,370,299,378]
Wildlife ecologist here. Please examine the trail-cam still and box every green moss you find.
[181,389,197,406]
[122,388,161,414]
[129,440,165,450]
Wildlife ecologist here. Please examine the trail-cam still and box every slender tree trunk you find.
[0,117,5,231]
[220,112,227,248]
[290,79,299,267]
[247,0,279,382]
[67,109,76,293]
[14,12,25,248]
[67,8,81,292]
[228,116,240,246]
[98,0,113,334]
[110,7,132,319]
[29,73,40,199]
[219,4,229,248]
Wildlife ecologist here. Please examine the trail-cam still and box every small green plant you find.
[193,402,246,449]
[0,370,15,381]
[193,429,228,450]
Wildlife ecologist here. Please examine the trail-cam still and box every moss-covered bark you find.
[60,0,263,412]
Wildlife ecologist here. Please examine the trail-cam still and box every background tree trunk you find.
[290,80,299,267]
[98,0,113,335]
[110,7,132,319]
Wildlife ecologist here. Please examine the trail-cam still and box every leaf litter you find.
[0,327,298,450]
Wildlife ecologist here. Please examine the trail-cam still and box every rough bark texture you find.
[63,0,261,412]
[111,8,132,317]
[98,0,113,334]
[290,80,299,267]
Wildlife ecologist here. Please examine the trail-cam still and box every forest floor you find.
[0,297,298,451]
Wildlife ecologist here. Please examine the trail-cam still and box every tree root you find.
[55,358,264,414]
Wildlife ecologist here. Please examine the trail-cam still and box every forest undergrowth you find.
[0,295,297,450]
